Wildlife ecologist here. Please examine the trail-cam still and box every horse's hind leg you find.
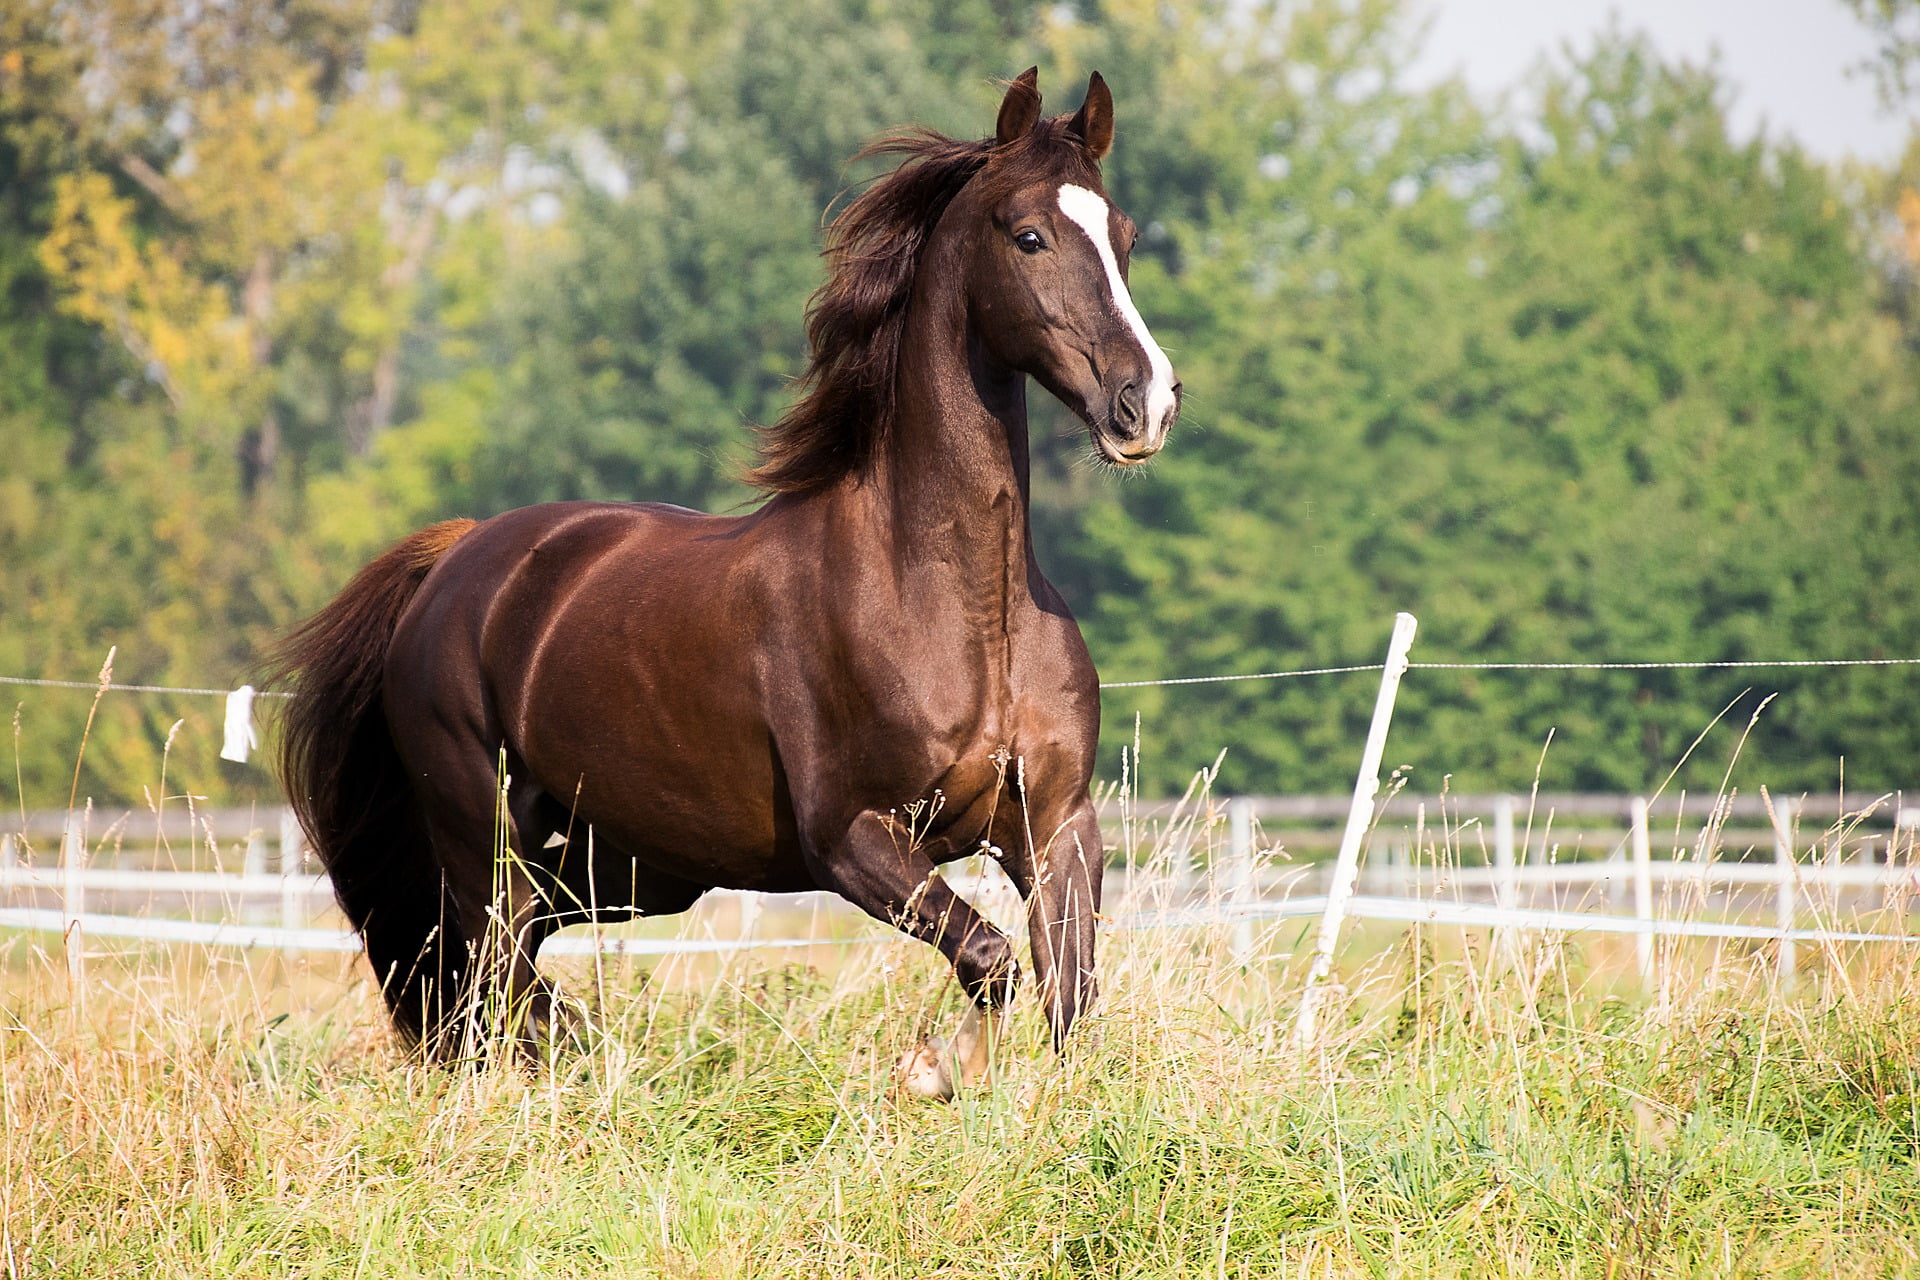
[412,751,561,1063]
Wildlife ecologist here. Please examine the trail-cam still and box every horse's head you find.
[955,68,1181,466]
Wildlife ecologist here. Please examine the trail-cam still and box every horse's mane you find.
[746,123,1085,495]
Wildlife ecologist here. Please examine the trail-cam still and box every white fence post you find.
[1822,827,1841,914]
[1296,612,1418,1051]
[1770,793,1797,986]
[1227,797,1254,963]
[279,808,304,960]
[1630,797,1653,982]
[1888,808,1918,912]
[61,822,84,989]
[1492,795,1517,964]
[243,827,269,925]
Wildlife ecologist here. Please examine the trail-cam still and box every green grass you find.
[3,888,1918,1278]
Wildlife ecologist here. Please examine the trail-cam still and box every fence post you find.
[279,808,304,959]
[1415,801,1427,894]
[1769,794,1797,986]
[1890,808,1918,912]
[1227,797,1253,963]
[1296,612,1418,1052]
[1822,826,1841,914]
[61,821,84,990]
[1492,794,1517,964]
[1630,796,1653,982]
[244,827,269,925]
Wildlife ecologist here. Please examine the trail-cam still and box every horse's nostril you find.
[1116,381,1144,429]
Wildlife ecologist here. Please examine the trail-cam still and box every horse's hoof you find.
[896,1037,955,1101]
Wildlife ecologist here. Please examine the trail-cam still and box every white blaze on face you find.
[1055,183,1179,436]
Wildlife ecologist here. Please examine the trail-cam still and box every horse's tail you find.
[269,518,477,1048]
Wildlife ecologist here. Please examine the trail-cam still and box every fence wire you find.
[1100,655,1920,690]
[11,656,1914,698]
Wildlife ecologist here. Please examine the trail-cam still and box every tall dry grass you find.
[3,785,1917,1278]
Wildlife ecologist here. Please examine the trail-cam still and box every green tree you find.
[6,0,1917,814]
[1067,28,1920,797]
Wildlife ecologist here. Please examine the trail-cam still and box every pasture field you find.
[4,870,1917,1279]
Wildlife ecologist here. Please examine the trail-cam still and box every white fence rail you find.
[5,796,1914,972]
[4,616,1917,1024]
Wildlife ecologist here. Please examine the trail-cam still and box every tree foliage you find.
[3,0,1917,808]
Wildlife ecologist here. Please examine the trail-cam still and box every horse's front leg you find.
[997,799,1103,1052]
[806,810,1016,1099]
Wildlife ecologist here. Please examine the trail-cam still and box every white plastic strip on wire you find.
[1122,894,1920,945]
[0,906,884,956]
[0,868,334,896]
[0,907,363,952]
[7,895,1915,954]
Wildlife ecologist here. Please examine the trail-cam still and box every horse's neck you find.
[860,292,1035,591]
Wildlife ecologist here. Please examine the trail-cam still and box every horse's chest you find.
[904,627,1094,850]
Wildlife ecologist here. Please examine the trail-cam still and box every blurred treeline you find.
[3,0,1918,808]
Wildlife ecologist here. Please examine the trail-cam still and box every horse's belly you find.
[518,704,811,894]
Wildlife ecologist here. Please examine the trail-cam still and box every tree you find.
[5,0,1917,811]
[1061,27,1920,797]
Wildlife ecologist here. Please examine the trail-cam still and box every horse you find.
[272,68,1181,1093]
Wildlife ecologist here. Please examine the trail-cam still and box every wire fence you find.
[5,795,1914,960]
[3,625,1917,1001]
[7,654,1918,698]
[1099,655,1920,689]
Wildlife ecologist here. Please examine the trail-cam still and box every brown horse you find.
[273,69,1180,1087]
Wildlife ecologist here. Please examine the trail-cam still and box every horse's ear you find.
[996,67,1042,145]
[1066,70,1113,160]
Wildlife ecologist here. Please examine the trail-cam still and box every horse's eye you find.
[1014,229,1045,255]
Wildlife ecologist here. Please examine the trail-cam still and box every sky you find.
[1403,0,1916,165]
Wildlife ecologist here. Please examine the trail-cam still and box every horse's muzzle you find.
[1096,376,1180,463]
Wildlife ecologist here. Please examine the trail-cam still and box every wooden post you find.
[279,808,304,960]
[1885,807,1917,912]
[1822,827,1841,914]
[1415,801,1427,894]
[61,822,84,989]
[1770,795,1796,986]
[1168,834,1193,891]
[1296,612,1418,1051]
[1492,794,1517,964]
[1630,797,1653,982]
[244,827,269,925]
[1227,797,1254,963]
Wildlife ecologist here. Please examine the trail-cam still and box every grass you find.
[3,841,1918,1279]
